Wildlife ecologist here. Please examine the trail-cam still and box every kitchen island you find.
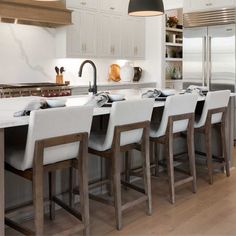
[0,91,235,235]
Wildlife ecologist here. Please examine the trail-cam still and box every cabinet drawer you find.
[185,0,235,13]
[66,0,98,10]
[99,0,127,14]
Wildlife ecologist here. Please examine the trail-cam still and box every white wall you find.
[0,22,156,87]
[142,16,165,88]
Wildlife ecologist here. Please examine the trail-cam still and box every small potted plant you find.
[167,16,179,28]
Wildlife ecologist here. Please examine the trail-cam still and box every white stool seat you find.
[89,99,154,152]
[89,132,106,152]
[6,106,94,171]
[150,94,198,138]
[194,90,230,128]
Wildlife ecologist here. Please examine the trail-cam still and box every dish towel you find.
[14,99,47,117]
[142,89,162,99]
[85,92,109,108]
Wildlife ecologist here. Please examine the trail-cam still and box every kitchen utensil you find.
[55,66,59,75]
[133,67,142,82]
[108,94,125,101]
[60,67,65,75]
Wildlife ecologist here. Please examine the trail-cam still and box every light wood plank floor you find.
[6,151,236,236]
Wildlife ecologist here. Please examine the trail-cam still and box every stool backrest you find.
[21,106,93,171]
[154,94,198,137]
[197,90,230,127]
[103,99,154,150]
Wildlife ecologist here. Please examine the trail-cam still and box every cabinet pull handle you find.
[206,3,213,6]
[110,7,115,10]
[81,2,87,5]
[84,44,87,52]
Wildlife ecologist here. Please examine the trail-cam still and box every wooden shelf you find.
[166,58,183,62]
[166,27,183,33]
[166,42,183,47]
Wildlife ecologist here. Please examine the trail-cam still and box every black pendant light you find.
[128,0,164,17]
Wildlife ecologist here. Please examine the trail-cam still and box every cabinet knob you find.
[81,2,87,5]
[110,7,115,10]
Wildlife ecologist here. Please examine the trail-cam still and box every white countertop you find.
[0,91,234,129]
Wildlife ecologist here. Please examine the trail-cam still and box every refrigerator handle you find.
[203,36,207,87]
[208,36,212,90]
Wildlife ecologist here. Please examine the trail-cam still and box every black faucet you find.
[78,60,97,95]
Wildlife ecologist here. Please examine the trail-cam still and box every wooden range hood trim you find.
[0,0,72,28]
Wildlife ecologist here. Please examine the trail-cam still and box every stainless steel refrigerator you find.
[183,10,236,92]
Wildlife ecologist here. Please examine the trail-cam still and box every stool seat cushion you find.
[194,90,230,128]
[88,99,154,152]
[150,94,198,138]
[89,132,107,152]
[6,142,79,171]
[5,106,93,171]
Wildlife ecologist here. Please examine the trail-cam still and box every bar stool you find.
[87,99,154,230]
[5,106,93,236]
[150,94,198,204]
[194,90,231,184]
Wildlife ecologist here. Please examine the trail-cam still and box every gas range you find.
[0,83,71,98]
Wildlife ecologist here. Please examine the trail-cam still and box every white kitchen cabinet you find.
[65,0,98,11]
[99,0,128,15]
[97,14,122,58]
[57,1,145,59]
[56,10,97,58]
[122,17,145,59]
[184,0,236,13]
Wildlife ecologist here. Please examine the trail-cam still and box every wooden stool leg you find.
[221,122,230,177]
[154,142,159,176]
[49,171,56,220]
[106,158,113,196]
[142,128,152,215]
[187,122,197,193]
[69,167,75,208]
[112,151,122,230]
[124,151,131,186]
[205,127,213,185]
[33,142,44,236]
[78,137,90,236]
[166,133,175,204]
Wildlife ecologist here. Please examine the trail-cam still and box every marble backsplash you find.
[0,23,150,86]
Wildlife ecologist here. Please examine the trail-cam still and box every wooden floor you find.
[6,150,236,236]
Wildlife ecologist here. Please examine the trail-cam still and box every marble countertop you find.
[0,91,234,129]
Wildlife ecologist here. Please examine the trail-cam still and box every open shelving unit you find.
[165,8,183,90]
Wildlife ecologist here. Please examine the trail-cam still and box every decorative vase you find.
[120,62,134,82]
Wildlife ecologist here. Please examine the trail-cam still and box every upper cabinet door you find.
[66,0,98,10]
[97,14,122,58]
[184,0,235,13]
[99,0,128,15]
[122,17,145,59]
[80,11,97,57]
[66,10,97,58]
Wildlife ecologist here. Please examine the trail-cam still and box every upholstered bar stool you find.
[5,106,93,236]
[87,99,154,230]
[194,90,231,184]
[150,94,198,204]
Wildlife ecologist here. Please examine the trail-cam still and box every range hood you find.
[0,0,72,28]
